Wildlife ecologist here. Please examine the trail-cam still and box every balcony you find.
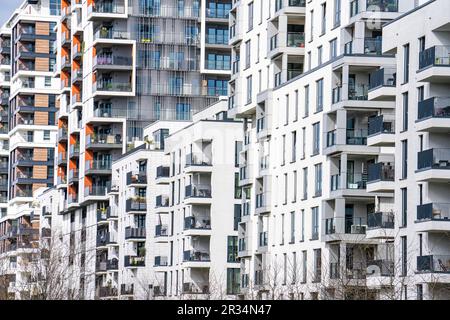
[366,162,394,193]
[366,0,398,12]
[185,184,211,200]
[154,256,168,267]
[258,231,268,248]
[69,144,80,158]
[417,255,450,274]
[72,44,82,60]
[85,160,111,175]
[368,68,396,101]
[125,198,146,213]
[72,69,83,84]
[93,54,133,71]
[364,38,382,55]
[124,256,145,268]
[125,227,146,240]
[155,166,170,184]
[416,97,450,132]
[107,259,119,271]
[94,27,130,42]
[287,32,305,48]
[182,282,209,295]
[324,128,377,156]
[415,203,450,233]
[367,115,395,147]
[126,171,146,185]
[183,250,211,267]
[185,153,212,172]
[88,1,126,21]
[155,195,169,208]
[120,284,134,295]
[58,127,68,141]
[255,192,271,215]
[86,133,122,150]
[57,152,67,166]
[97,286,118,298]
[96,261,108,273]
[366,212,395,239]
[418,46,450,83]
[84,185,108,198]
[68,169,79,184]
[155,224,168,238]
[330,172,371,198]
[416,148,450,182]
[323,217,368,242]
[93,80,132,95]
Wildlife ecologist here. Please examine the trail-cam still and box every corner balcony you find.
[155,166,170,184]
[239,164,253,186]
[93,80,133,97]
[366,162,394,193]
[85,186,108,201]
[154,256,168,268]
[184,184,212,205]
[238,237,250,258]
[367,115,395,147]
[125,198,146,214]
[415,203,450,233]
[184,216,211,237]
[58,128,68,142]
[126,171,146,186]
[258,231,268,253]
[125,227,146,241]
[228,23,242,46]
[417,255,450,281]
[366,259,395,288]
[87,0,127,21]
[94,27,130,44]
[69,144,80,159]
[368,68,396,101]
[155,224,168,243]
[85,160,111,175]
[416,97,450,133]
[96,261,108,274]
[267,32,305,60]
[185,153,212,173]
[366,212,395,239]
[86,133,122,150]
[255,192,271,215]
[155,195,169,213]
[183,250,211,268]
[324,129,379,156]
[415,148,450,182]
[417,46,450,83]
[68,169,79,184]
[323,217,369,243]
[124,255,145,268]
[330,173,372,198]
[93,54,133,72]
[273,0,306,16]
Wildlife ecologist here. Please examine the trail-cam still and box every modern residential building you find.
[51,0,232,299]
[93,99,241,300]
[228,0,439,300]
[383,0,450,300]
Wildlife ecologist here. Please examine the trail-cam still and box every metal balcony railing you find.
[184,216,211,230]
[417,97,450,120]
[417,203,450,221]
[417,255,450,273]
[417,148,450,171]
[368,115,395,136]
[183,250,210,262]
[185,184,211,198]
[367,162,394,182]
[324,217,367,235]
[367,212,395,229]
[419,45,450,70]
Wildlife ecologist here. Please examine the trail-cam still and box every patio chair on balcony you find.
[432,208,442,219]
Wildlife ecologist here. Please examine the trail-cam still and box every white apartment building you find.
[383,0,450,300]
[229,0,438,300]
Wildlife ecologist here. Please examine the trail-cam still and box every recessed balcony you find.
[85,160,111,175]
[68,169,79,184]
[124,256,145,268]
[417,46,450,83]
[184,184,212,204]
[255,192,271,215]
[185,153,212,173]
[125,198,146,213]
[416,97,450,133]
[155,224,168,242]
[126,171,146,186]
[415,203,450,233]
[324,128,379,156]
[124,227,146,241]
[417,255,450,274]
[155,166,170,184]
[86,133,122,150]
[184,215,211,236]
[415,148,450,182]
[87,0,127,21]
[93,80,133,96]
[323,217,368,242]
[183,250,211,268]
[93,54,132,71]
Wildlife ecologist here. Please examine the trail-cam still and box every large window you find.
[207,53,231,70]
[311,207,319,240]
[248,2,254,31]
[314,163,322,197]
[227,268,240,294]
[246,76,252,103]
[227,236,238,262]
[401,187,407,227]
[401,139,408,179]
[316,79,324,112]
[403,44,410,83]
[312,122,320,155]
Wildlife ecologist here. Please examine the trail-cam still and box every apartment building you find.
[383,0,450,300]
[228,0,438,300]
[85,99,240,300]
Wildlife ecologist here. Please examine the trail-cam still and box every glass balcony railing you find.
[417,203,450,221]
[349,84,368,100]
[287,32,305,48]
[125,227,146,239]
[324,217,367,235]
[183,250,211,262]
[85,160,112,171]
[367,212,395,229]
[94,81,132,92]
[185,184,211,198]
[88,1,126,14]
[155,195,169,207]
[417,148,450,171]
[417,255,450,273]
[367,162,394,182]
[366,0,398,12]
[419,46,450,70]
[369,68,396,90]
[155,224,168,237]
[184,216,211,230]
[364,38,382,55]
[417,97,450,120]
[94,54,132,67]
[346,129,368,145]
[185,153,212,167]
[94,28,129,40]
[255,192,270,209]
[346,173,368,189]
[368,115,395,136]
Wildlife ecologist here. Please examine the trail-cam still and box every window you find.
[43,130,50,141]
[45,76,51,87]
[234,204,241,231]
[227,268,240,295]
[321,3,326,35]
[281,213,285,245]
[417,284,423,300]
[301,250,307,283]
[245,40,251,69]
[292,252,297,284]
[234,173,241,199]
[314,163,322,197]
[418,36,426,53]
[227,236,238,262]
[401,236,407,276]
[311,207,319,240]
[401,187,407,227]
[417,86,424,102]
[258,69,262,92]
[334,0,341,27]
[294,90,299,121]
[304,85,310,117]
[307,51,312,70]
[281,134,286,165]
[314,249,322,282]
[293,170,297,203]
[285,94,289,125]
[300,209,305,241]
[256,34,260,63]
[248,2,254,31]
[317,46,323,65]
[312,122,320,155]
[316,79,324,112]
[302,167,308,200]
[330,38,338,58]
[283,253,287,285]
[403,44,410,83]
[246,76,252,104]
[401,140,408,179]
[301,127,306,159]
[402,92,409,131]
[291,131,297,162]
[290,211,295,243]
[235,141,242,167]
[309,10,314,41]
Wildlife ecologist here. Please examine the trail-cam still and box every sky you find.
[0,0,23,28]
